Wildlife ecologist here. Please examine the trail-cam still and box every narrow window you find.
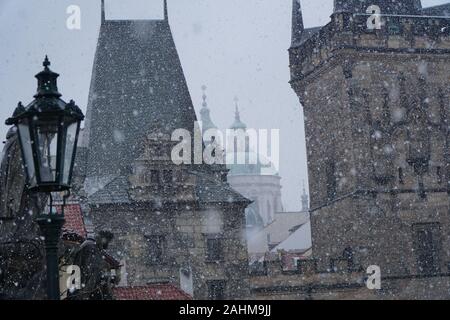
[437,166,442,184]
[150,170,160,184]
[146,235,165,265]
[154,145,164,157]
[326,160,337,200]
[414,223,441,275]
[207,280,226,300]
[343,247,355,272]
[162,170,173,184]
[206,236,222,262]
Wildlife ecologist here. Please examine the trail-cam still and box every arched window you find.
[343,247,355,272]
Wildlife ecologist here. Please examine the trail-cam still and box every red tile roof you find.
[113,285,192,301]
[56,204,87,239]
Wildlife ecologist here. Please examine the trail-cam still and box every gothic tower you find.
[75,0,250,299]
[290,0,450,295]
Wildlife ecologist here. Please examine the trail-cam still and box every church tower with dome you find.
[225,99,284,228]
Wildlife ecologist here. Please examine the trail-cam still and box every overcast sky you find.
[0,0,448,211]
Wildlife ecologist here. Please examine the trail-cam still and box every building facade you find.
[287,0,450,298]
[73,0,250,300]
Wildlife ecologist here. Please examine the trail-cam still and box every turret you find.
[291,0,304,46]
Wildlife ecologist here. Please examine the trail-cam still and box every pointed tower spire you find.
[164,0,168,21]
[291,0,304,46]
[334,0,422,14]
[200,85,217,135]
[101,0,105,23]
[230,97,247,130]
[301,180,309,212]
[202,85,208,108]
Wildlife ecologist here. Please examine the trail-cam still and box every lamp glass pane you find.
[18,122,37,186]
[36,119,59,183]
[62,121,78,184]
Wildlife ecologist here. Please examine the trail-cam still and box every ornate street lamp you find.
[5,56,84,300]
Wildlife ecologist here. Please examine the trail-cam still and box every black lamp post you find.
[5,56,84,300]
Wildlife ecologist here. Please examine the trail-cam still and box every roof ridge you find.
[423,3,450,10]
[88,175,119,196]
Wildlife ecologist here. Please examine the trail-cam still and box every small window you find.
[413,223,441,275]
[388,24,401,35]
[146,235,165,265]
[206,236,223,262]
[343,247,355,272]
[326,159,337,200]
[162,170,173,184]
[398,167,404,185]
[150,170,160,184]
[437,166,442,184]
[174,170,183,182]
[207,280,226,300]
[154,145,164,157]
[293,257,301,268]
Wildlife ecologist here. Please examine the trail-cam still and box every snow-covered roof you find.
[84,18,197,181]
[78,15,246,208]
[271,221,312,252]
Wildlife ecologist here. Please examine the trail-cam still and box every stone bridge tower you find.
[289,0,450,288]
[74,0,250,299]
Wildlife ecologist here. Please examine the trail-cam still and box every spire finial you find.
[101,0,105,23]
[200,85,217,133]
[43,55,50,69]
[201,85,207,108]
[164,0,168,21]
[234,96,240,120]
[230,96,247,130]
[35,56,61,98]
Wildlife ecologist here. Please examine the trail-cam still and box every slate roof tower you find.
[77,0,250,300]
